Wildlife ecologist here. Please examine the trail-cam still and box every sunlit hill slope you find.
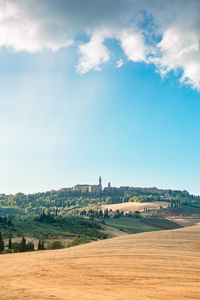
[0,225,200,300]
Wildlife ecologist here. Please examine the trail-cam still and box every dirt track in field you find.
[0,225,200,300]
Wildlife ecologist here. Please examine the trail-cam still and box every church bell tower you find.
[99,176,102,191]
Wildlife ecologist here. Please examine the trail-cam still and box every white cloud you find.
[120,31,149,63]
[0,0,200,89]
[76,32,110,74]
[154,27,200,90]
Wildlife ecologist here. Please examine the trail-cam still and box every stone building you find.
[73,176,102,194]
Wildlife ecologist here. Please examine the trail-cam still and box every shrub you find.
[49,240,65,250]
[2,248,14,254]
[133,211,141,218]
[26,241,34,251]
[68,236,91,247]
[12,242,21,252]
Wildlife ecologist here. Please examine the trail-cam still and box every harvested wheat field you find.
[102,201,169,213]
[0,226,200,300]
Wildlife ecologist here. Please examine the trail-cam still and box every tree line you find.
[0,231,45,254]
[0,230,93,255]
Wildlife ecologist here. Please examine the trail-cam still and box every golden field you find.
[102,201,169,213]
[0,225,200,300]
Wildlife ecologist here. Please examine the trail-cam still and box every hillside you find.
[0,225,200,299]
[0,185,199,217]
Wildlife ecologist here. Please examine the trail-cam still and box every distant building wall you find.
[73,177,102,194]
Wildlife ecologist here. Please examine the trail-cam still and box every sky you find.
[0,0,200,195]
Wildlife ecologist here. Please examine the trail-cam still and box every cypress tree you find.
[8,236,12,250]
[0,231,4,253]
[41,240,45,250]
[38,240,41,250]
[26,241,34,251]
[20,235,26,252]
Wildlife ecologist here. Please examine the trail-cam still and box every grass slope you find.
[104,216,180,234]
[157,205,200,217]
[141,217,182,230]
[0,216,107,239]
[0,225,200,300]
[0,215,181,241]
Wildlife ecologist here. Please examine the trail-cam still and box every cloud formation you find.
[0,0,200,89]
[76,31,110,74]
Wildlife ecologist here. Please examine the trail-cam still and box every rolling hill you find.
[0,225,200,300]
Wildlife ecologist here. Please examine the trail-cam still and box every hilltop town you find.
[0,176,199,219]
[61,176,192,198]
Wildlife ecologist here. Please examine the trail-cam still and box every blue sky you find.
[0,0,200,194]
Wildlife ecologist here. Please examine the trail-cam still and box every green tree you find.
[41,240,45,250]
[133,211,141,218]
[104,209,109,219]
[113,209,121,218]
[80,209,86,216]
[8,236,12,250]
[38,240,45,250]
[20,235,26,252]
[68,236,91,247]
[38,240,41,250]
[0,231,4,253]
[12,242,21,252]
[49,240,65,250]
[98,210,103,218]
[26,241,34,251]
